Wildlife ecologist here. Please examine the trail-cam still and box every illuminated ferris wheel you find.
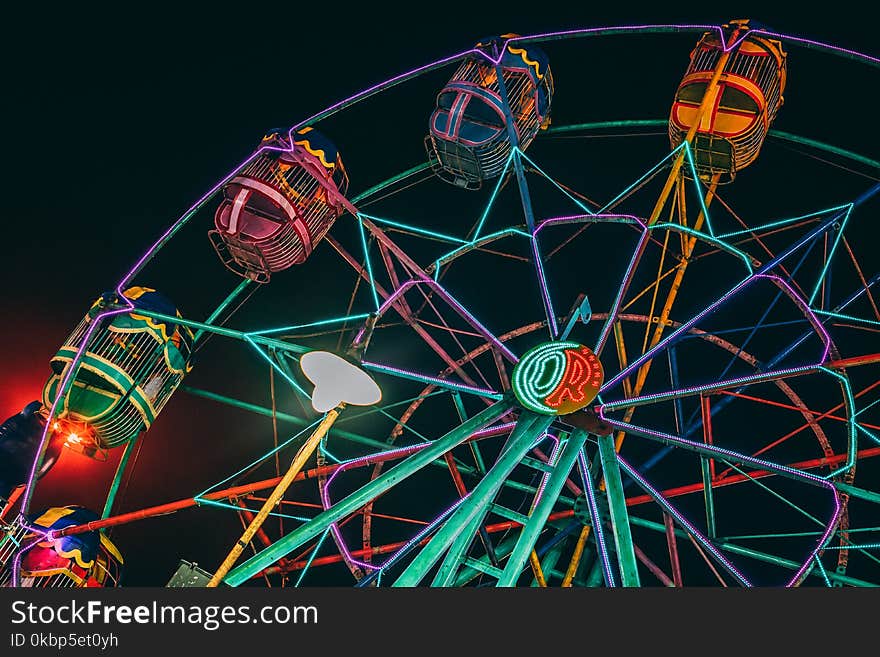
[2,19,879,588]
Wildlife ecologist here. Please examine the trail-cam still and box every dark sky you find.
[2,6,879,586]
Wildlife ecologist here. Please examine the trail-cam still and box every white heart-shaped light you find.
[300,351,382,413]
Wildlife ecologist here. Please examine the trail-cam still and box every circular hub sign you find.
[512,342,604,416]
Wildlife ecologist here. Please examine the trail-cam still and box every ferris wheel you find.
[2,19,879,588]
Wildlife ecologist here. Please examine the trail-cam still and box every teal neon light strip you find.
[195,497,310,523]
[716,204,852,239]
[682,142,714,237]
[809,205,853,305]
[517,149,595,216]
[359,213,470,245]
[857,423,880,447]
[813,554,832,587]
[472,150,516,241]
[195,418,323,499]
[295,529,331,587]
[356,214,381,311]
[823,542,880,550]
[723,526,880,541]
[243,336,309,398]
[818,366,858,479]
[815,309,880,327]
[598,144,686,213]
[431,228,532,278]
[857,398,880,418]
[246,313,372,337]
[650,222,753,272]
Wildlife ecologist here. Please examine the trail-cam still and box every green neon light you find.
[598,144,686,214]
[246,313,372,337]
[716,204,851,239]
[809,205,852,306]
[295,528,331,587]
[359,213,470,245]
[682,141,715,237]
[355,213,381,310]
[243,335,309,397]
[517,149,595,216]
[472,150,516,241]
[818,366,858,479]
[511,341,586,415]
[194,497,310,523]
[814,309,880,327]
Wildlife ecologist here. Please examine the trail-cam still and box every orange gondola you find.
[669,19,787,183]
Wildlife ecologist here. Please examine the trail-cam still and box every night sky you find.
[2,6,879,586]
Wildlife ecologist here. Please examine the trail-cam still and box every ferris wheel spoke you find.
[222,400,512,586]
[603,415,843,585]
[393,412,553,586]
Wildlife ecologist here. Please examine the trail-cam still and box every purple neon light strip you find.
[14,305,131,586]
[534,213,645,235]
[20,306,133,514]
[506,25,878,63]
[377,497,467,571]
[615,453,751,586]
[602,271,830,394]
[530,234,559,339]
[759,274,831,362]
[577,449,615,587]
[594,228,650,356]
[321,463,380,572]
[599,413,842,586]
[291,24,875,139]
[752,30,880,65]
[319,421,516,572]
[532,433,560,504]
[361,361,502,399]
[600,364,819,412]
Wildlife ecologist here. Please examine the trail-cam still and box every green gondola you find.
[41,287,193,457]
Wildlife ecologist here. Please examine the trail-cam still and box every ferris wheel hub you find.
[511,341,604,416]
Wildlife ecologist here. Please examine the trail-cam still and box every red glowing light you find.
[543,346,603,415]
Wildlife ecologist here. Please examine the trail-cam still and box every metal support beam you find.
[497,429,588,586]
[597,434,641,586]
[223,399,512,586]
[101,435,140,520]
[394,412,553,586]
